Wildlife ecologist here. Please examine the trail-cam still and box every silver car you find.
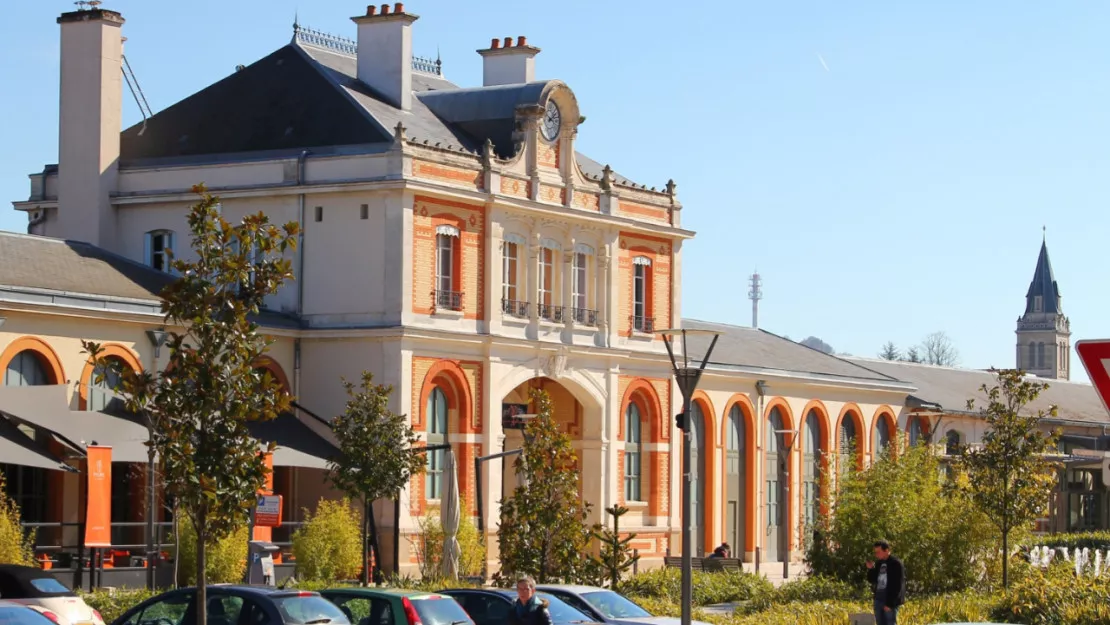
[536,586,712,625]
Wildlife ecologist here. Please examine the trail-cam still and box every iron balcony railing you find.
[539,304,564,323]
[434,290,464,311]
[501,299,530,318]
[631,315,655,333]
[572,308,598,327]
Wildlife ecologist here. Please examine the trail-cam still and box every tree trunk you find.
[196,524,207,625]
[1002,527,1009,589]
[368,506,381,584]
[172,505,180,589]
[361,498,370,586]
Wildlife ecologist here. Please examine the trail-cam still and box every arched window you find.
[803,410,822,527]
[765,407,787,561]
[624,403,642,502]
[874,417,891,456]
[725,404,746,551]
[1037,342,1046,369]
[946,430,963,456]
[4,351,48,387]
[87,358,124,412]
[839,415,858,472]
[425,387,448,499]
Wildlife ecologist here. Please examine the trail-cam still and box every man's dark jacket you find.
[867,555,906,609]
[510,597,553,625]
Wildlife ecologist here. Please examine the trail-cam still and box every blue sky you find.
[2,1,1108,382]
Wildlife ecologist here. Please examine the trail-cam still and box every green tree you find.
[957,368,1060,588]
[326,372,425,585]
[807,442,995,594]
[593,505,639,590]
[85,184,298,625]
[498,389,597,583]
[879,341,901,361]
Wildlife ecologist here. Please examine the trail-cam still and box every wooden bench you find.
[663,556,743,572]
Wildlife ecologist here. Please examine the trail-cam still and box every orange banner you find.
[84,446,112,548]
[253,452,274,541]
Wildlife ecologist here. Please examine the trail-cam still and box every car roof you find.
[439,588,515,597]
[322,588,450,599]
[535,585,606,594]
[193,585,324,597]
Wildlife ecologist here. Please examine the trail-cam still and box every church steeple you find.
[1016,234,1071,379]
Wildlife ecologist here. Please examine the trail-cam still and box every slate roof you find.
[845,356,1108,425]
[1025,239,1063,315]
[0,231,170,301]
[116,30,643,186]
[680,319,906,385]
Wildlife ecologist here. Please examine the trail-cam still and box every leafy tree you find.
[904,346,923,363]
[800,336,835,355]
[498,389,597,584]
[593,505,639,590]
[327,372,425,585]
[172,517,249,586]
[957,369,1060,588]
[920,331,960,366]
[808,442,995,594]
[879,341,901,361]
[85,184,297,625]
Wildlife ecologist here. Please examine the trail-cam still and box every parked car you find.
[0,565,104,625]
[435,589,600,625]
[320,588,474,625]
[111,586,350,625]
[0,600,67,625]
[536,586,712,625]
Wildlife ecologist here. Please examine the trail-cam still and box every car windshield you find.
[0,606,54,625]
[274,595,352,625]
[580,592,652,619]
[408,595,473,625]
[536,593,593,624]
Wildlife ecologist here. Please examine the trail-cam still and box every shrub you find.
[413,499,486,581]
[172,516,248,586]
[991,561,1110,625]
[620,567,773,606]
[79,589,159,624]
[0,472,33,565]
[807,443,996,594]
[727,600,867,625]
[292,498,363,582]
[1024,530,1110,552]
[741,575,868,614]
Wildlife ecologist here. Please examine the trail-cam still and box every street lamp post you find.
[660,328,721,625]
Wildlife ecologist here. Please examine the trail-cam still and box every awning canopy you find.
[0,385,336,470]
[0,417,73,472]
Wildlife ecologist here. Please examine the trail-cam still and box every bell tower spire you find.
[1016,233,1071,379]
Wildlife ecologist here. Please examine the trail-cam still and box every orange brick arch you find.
[0,336,66,386]
[836,403,867,468]
[414,359,476,516]
[690,391,717,554]
[871,406,899,458]
[763,396,797,551]
[252,355,291,394]
[720,393,757,555]
[78,343,142,410]
[618,378,666,517]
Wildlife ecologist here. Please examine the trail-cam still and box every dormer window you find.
[144,230,175,273]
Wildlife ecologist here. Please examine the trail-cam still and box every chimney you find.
[477,36,540,86]
[351,3,418,111]
[56,5,125,247]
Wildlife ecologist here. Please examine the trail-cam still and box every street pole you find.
[660,327,720,625]
[680,391,693,625]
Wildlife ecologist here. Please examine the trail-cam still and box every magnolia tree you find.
[327,372,425,585]
[957,369,1060,588]
[85,184,298,625]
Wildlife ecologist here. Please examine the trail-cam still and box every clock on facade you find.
[541,100,561,141]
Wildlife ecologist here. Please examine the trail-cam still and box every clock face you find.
[541,100,561,141]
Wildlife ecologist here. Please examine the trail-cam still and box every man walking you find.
[866,540,905,625]
[510,575,553,625]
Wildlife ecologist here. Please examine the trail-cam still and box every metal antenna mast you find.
[748,271,763,329]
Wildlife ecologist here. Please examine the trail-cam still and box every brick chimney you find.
[55,5,125,247]
[478,36,540,86]
[351,3,418,111]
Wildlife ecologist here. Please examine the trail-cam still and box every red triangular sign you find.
[1075,340,1110,417]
